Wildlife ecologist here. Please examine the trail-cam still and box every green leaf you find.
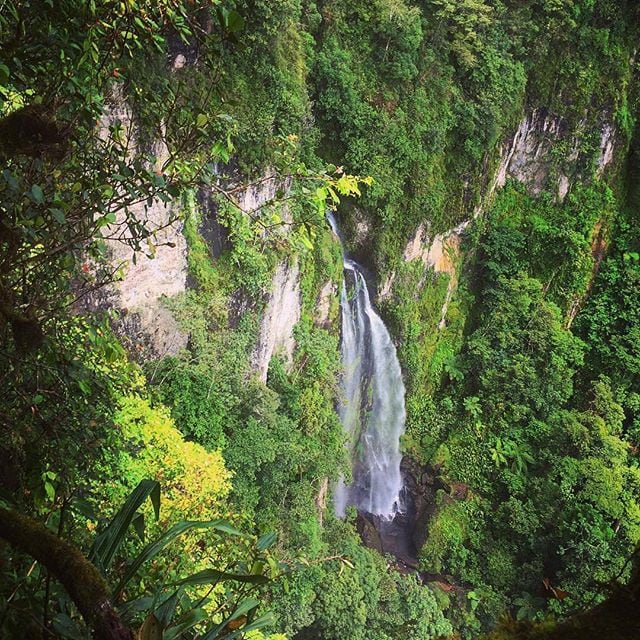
[71,497,98,521]
[31,184,44,204]
[52,613,84,640]
[50,208,66,224]
[89,480,161,572]
[44,481,55,501]
[114,520,241,595]
[267,554,278,577]
[154,589,181,628]
[176,569,269,587]
[299,233,313,250]
[149,483,161,521]
[200,520,246,537]
[164,608,207,640]
[118,595,155,620]
[0,64,10,85]
[3,169,18,190]
[226,10,245,33]
[256,531,277,551]
[132,512,145,543]
[77,379,91,395]
[211,140,231,163]
[196,113,208,128]
[200,598,260,640]
[225,612,275,639]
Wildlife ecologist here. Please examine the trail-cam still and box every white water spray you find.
[328,213,407,518]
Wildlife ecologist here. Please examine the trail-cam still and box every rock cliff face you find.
[401,221,465,276]
[81,93,189,358]
[233,173,303,382]
[87,94,306,372]
[314,280,336,328]
[236,171,286,213]
[251,259,301,382]
[495,107,617,200]
[99,218,189,358]
[379,221,465,324]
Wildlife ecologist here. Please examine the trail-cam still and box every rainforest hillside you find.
[1,1,640,639]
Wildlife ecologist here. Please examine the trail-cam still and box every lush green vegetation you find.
[1,0,640,639]
[400,178,640,634]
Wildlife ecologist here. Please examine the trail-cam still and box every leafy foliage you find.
[411,177,640,633]
[1,1,639,639]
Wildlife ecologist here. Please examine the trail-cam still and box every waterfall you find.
[328,213,407,518]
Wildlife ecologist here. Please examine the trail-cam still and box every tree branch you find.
[0,506,133,640]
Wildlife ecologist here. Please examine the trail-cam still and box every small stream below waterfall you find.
[328,213,418,564]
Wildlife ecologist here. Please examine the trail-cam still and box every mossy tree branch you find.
[0,506,133,640]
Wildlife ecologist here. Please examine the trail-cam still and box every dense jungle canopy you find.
[1,1,640,639]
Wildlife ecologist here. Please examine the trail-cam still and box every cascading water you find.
[328,213,407,519]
